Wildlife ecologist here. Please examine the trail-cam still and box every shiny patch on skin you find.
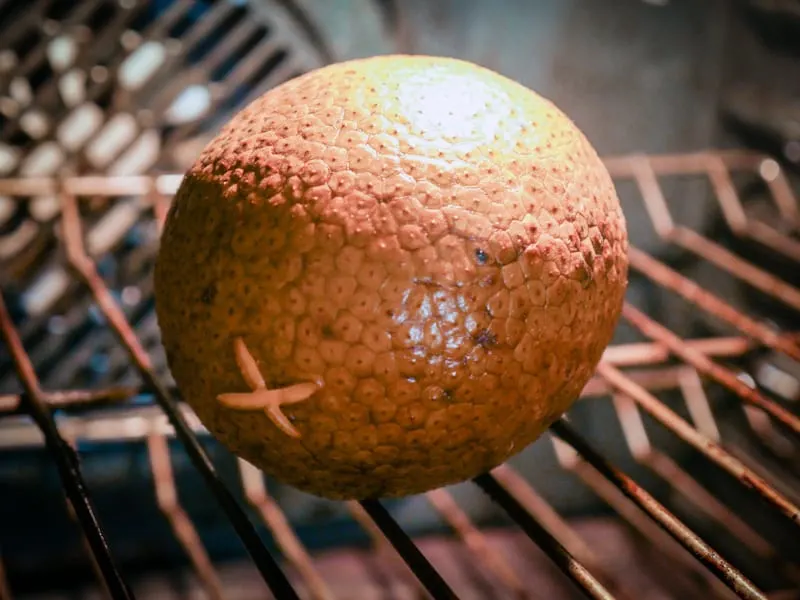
[217,337,322,438]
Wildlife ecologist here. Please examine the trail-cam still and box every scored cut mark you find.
[217,336,321,438]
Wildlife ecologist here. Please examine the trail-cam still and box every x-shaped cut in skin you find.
[216,337,322,438]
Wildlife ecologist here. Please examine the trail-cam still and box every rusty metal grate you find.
[0,150,799,600]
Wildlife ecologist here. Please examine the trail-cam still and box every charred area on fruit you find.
[201,282,217,305]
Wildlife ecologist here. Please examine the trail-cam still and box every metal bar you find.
[424,487,529,598]
[741,405,799,465]
[628,246,800,363]
[746,220,800,261]
[58,193,300,599]
[677,368,722,442]
[146,432,225,600]
[747,157,800,226]
[624,152,800,257]
[345,501,389,548]
[582,364,741,398]
[722,434,800,508]
[238,460,335,600]
[606,150,777,178]
[629,155,674,237]
[0,405,204,449]
[610,393,800,585]
[670,226,800,306]
[57,428,114,600]
[706,153,750,234]
[0,294,134,599]
[551,439,732,599]
[473,473,615,600]
[550,420,766,600]
[0,175,177,197]
[0,386,135,415]
[597,362,800,526]
[344,499,428,598]
[647,450,800,585]
[621,302,800,435]
[358,499,458,600]
[487,465,635,600]
[64,494,114,600]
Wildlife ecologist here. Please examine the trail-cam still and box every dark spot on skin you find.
[321,325,334,338]
[475,248,489,264]
[201,283,217,304]
[577,265,593,289]
[414,277,443,289]
[475,329,498,347]
[442,388,455,402]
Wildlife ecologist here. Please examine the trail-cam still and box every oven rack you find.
[0,150,798,600]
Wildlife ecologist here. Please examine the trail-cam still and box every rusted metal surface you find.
[611,393,800,585]
[551,438,737,599]
[621,302,800,434]
[358,499,458,600]
[0,386,134,414]
[487,464,635,600]
[597,361,800,527]
[343,500,429,599]
[474,472,616,600]
[0,294,134,599]
[425,486,529,598]
[147,432,225,600]
[550,421,767,600]
[627,247,800,362]
[238,459,335,600]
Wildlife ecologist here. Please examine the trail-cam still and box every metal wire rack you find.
[0,150,799,600]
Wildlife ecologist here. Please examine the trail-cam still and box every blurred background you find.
[0,1,799,598]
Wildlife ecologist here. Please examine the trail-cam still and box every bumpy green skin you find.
[154,55,629,500]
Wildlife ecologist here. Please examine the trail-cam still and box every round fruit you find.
[154,55,628,500]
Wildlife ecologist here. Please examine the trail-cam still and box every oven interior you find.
[0,1,799,598]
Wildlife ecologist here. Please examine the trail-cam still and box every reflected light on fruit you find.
[396,72,506,145]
